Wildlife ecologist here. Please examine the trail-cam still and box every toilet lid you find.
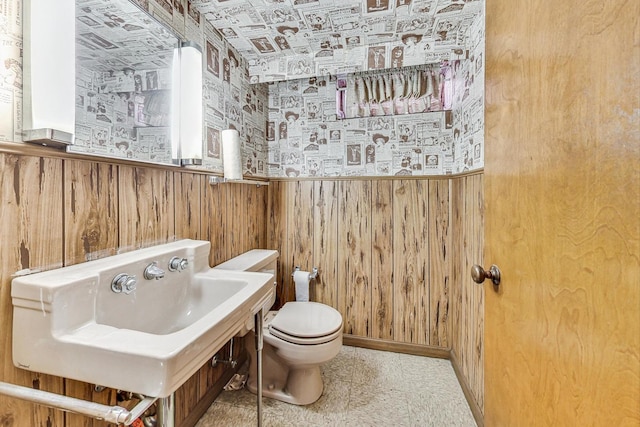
[269,302,342,341]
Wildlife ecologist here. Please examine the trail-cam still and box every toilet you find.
[214,250,343,405]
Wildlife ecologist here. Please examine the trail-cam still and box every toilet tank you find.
[214,249,278,275]
[214,250,279,331]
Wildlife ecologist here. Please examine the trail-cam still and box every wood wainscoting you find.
[0,151,268,427]
[0,147,484,425]
[267,174,485,421]
[451,173,485,424]
[267,178,451,346]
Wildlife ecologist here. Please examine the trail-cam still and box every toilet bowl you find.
[246,302,342,405]
[214,250,343,405]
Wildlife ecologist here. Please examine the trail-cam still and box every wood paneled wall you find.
[0,155,65,426]
[0,151,484,424]
[267,175,484,416]
[267,179,452,347]
[451,173,485,416]
[0,151,267,426]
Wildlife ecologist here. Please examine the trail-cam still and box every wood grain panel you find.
[338,181,371,337]
[238,184,250,254]
[175,374,199,426]
[371,180,394,340]
[258,185,269,249]
[63,157,119,424]
[174,172,202,240]
[198,353,228,401]
[267,181,288,307]
[393,180,429,345]
[286,181,314,303]
[466,177,477,383]
[118,166,175,249]
[450,178,463,359]
[247,184,258,251]
[224,183,245,259]
[270,177,458,348]
[183,178,266,425]
[202,179,228,267]
[448,173,485,421]
[64,160,118,265]
[0,154,65,426]
[64,381,116,427]
[245,184,268,250]
[428,179,451,347]
[471,174,484,410]
[267,175,484,413]
[256,185,269,249]
[245,185,256,250]
[313,181,339,308]
[485,0,639,424]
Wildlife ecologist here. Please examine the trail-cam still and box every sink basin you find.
[11,239,275,397]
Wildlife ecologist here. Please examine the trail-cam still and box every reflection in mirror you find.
[69,0,180,165]
[336,63,454,120]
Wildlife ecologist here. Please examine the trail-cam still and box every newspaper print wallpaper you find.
[0,0,483,178]
[70,65,176,163]
[138,0,272,176]
[266,11,483,177]
[69,0,179,163]
[191,0,483,83]
[97,1,269,175]
[128,0,270,176]
[0,0,22,143]
[269,78,454,177]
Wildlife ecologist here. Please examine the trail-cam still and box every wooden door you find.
[484,0,639,425]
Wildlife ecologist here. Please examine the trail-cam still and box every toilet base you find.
[247,365,324,405]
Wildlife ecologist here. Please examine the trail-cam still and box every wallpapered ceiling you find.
[76,0,178,73]
[191,0,483,82]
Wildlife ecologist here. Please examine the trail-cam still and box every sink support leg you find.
[157,393,175,427]
[255,308,263,427]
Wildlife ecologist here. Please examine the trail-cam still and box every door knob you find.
[471,264,501,286]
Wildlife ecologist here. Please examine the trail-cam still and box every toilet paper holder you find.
[292,266,318,280]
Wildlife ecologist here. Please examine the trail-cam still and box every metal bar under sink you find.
[255,308,264,427]
[0,381,157,425]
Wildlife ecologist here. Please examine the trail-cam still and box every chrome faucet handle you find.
[143,261,165,280]
[168,256,188,272]
[111,273,137,294]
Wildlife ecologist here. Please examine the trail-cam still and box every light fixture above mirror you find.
[22,0,75,148]
[22,0,204,167]
[172,42,203,166]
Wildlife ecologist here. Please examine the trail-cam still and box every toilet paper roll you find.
[293,270,311,302]
[221,129,242,180]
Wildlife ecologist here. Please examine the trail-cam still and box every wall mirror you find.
[68,0,181,165]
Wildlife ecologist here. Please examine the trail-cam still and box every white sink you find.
[11,239,274,398]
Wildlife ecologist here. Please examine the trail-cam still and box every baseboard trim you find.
[343,335,450,359]
[450,350,484,427]
[344,335,484,427]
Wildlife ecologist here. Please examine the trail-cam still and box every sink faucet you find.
[168,256,188,272]
[143,262,165,280]
[111,273,137,294]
